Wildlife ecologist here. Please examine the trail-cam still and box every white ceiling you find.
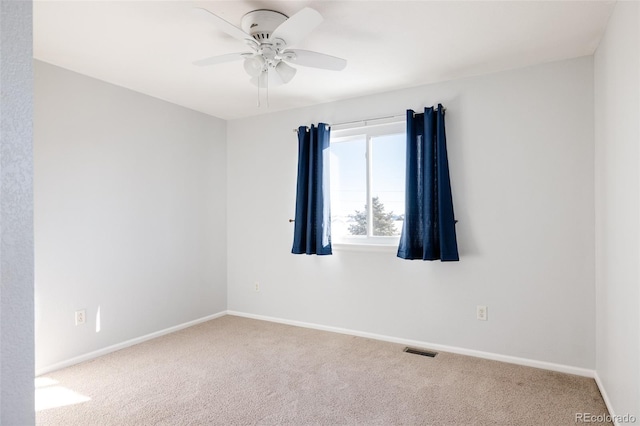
[34,1,615,120]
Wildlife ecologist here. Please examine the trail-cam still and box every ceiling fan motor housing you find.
[241,9,288,42]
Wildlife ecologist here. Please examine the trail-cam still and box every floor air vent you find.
[403,347,438,357]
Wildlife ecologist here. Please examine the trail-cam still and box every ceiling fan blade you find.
[193,52,251,67]
[271,7,323,47]
[283,49,347,71]
[192,7,253,42]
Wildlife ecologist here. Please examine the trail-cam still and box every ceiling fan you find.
[193,7,347,88]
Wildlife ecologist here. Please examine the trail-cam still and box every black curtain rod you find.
[293,106,445,133]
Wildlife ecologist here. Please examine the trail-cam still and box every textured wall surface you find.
[0,0,35,424]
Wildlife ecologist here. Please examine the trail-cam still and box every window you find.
[330,120,406,246]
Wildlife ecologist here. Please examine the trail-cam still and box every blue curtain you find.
[397,106,459,261]
[292,123,332,255]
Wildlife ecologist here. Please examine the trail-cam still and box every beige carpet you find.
[36,315,610,425]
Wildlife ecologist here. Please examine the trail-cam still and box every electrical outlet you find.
[477,305,488,321]
[75,309,86,325]
[254,281,260,292]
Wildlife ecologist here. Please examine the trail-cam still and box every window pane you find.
[371,133,405,236]
[330,136,367,239]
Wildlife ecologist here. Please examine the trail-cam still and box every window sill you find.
[332,243,399,253]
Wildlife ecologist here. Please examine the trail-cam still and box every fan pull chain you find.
[256,71,261,107]
[255,67,273,109]
[266,68,270,108]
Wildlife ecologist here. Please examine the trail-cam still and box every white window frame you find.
[330,119,405,248]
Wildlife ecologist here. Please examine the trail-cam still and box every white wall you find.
[0,0,35,423]
[34,61,227,371]
[594,1,640,419]
[227,57,596,369]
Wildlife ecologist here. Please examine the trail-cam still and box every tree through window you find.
[348,196,398,236]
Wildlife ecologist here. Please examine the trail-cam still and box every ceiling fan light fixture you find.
[243,55,265,77]
[275,61,297,84]
[282,51,296,61]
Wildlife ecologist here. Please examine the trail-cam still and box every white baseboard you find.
[37,309,598,383]
[227,310,596,378]
[36,311,227,376]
